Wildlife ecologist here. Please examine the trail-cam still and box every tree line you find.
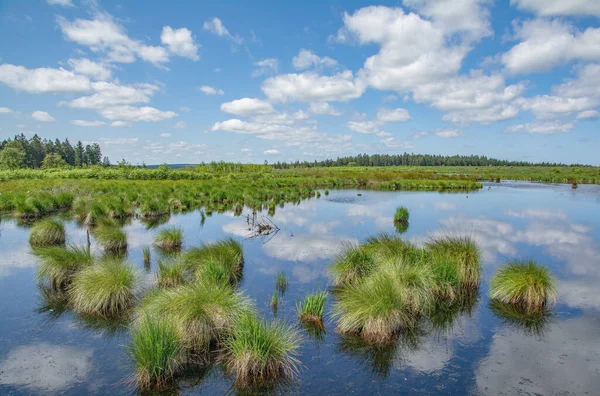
[0,134,109,170]
[271,153,582,169]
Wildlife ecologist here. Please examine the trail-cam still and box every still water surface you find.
[1,182,599,395]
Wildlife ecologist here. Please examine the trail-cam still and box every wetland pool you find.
[1,181,599,395]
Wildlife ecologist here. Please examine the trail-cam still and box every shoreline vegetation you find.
[1,163,598,223]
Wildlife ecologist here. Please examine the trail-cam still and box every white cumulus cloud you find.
[31,111,55,122]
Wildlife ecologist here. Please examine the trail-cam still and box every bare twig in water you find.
[245,212,280,243]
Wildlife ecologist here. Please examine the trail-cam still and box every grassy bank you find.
[1,164,596,222]
[0,167,480,221]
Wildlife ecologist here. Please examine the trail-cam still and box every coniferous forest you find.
[0,133,107,170]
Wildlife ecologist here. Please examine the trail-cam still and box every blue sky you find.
[0,0,598,165]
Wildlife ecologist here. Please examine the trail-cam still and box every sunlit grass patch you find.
[333,271,418,344]
[157,259,188,288]
[181,238,244,285]
[330,244,376,286]
[35,245,93,289]
[297,291,327,324]
[363,233,424,262]
[126,312,183,390]
[139,282,252,351]
[94,226,127,252]
[222,314,301,385]
[429,254,461,301]
[29,218,66,247]
[489,260,557,312]
[426,234,481,288]
[69,258,137,317]
[153,227,183,250]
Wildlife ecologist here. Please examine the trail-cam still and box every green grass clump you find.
[29,218,66,246]
[73,198,107,226]
[94,226,127,251]
[297,291,327,324]
[426,235,481,288]
[275,271,288,292]
[333,271,415,343]
[489,260,557,312]
[181,238,244,284]
[157,260,188,288]
[222,314,301,385]
[330,245,376,286]
[35,245,93,289]
[143,247,151,264]
[429,255,461,301]
[270,290,279,312]
[382,262,435,314]
[69,259,137,316]
[393,206,409,224]
[153,227,183,250]
[363,234,424,262]
[139,282,251,350]
[127,313,183,390]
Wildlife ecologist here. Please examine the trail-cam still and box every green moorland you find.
[0,164,598,221]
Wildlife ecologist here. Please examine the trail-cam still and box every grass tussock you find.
[29,218,66,246]
[330,244,376,286]
[489,260,557,312]
[157,259,188,288]
[127,313,183,390]
[329,233,478,343]
[35,245,93,289]
[153,227,183,250]
[363,233,424,262]
[143,247,151,264]
[181,238,244,285]
[69,258,137,316]
[297,291,327,324]
[275,271,288,293]
[393,206,409,224]
[426,235,482,288]
[139,282,252,351]
[270,290,279,313]
[333,271,418,344]
[222,314,301,385]
[94,226,127,251]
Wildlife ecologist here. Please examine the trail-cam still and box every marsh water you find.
[1,182,599,395]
